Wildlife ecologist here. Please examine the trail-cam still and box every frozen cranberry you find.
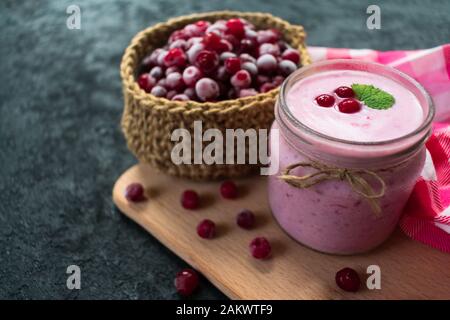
[220,180,238,199]
[166,72,185,91]
[149,66,164,80]
[163,48,186,68]
[175,269,199,296]
[240,38,257,54]
[244,28,258,40]
[137,73,155,93]
[148,48,163,66]
[169,39,188,50]
[217,39,233,53]
[225,18,245,39]
[172,94,189,101]
[195,50,219,73]
[166,90,177,100]
[241,62,258,76]
[169,30,189,43]
[187,43,205,64]
[181,190,200,210]
[281,48,300,65]
[249,237,271,259]
[257,29,279,44]
[338,98,361,113]
[278,60,297,76]
[186,36,203,49]
[184,87,196,100]
[315,94,335,107]
[256,74,270,86]
[197,219,216,239]
[182,66,203,87]
[150,85,167,98]
[165,66,180,76]
[278,40,290,52]
[215,66,230,82]
[220,51,237,61]
[260,82,277,93]
[239,53,256,64]
[140,55,154,72]
[256,54,277,74]
[236,209,255,229]
[231,70,252,88]
[272,75,285,86]
[223,34,239,49]
[195,20,210,32]
[195,78,220,102]
[206,22,227,35]
[224,57,241,74]
[239,88,258,98]
[184,23,206,37]
[156,50,168,66]
[124,183,146,202]
[258,43,280,57]
[157,78,167,88]
[335,268,361,292]
[203,32,222,51]
[335,86,355,98]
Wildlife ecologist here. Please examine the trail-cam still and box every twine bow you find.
[278,162,386,215]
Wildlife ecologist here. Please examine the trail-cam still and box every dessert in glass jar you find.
[268,59,434,254]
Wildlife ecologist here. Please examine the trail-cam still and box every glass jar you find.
[268,60,434,255]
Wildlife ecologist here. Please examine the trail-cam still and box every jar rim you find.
[278,59,435,148]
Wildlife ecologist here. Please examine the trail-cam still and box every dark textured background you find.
[0,0,449,299]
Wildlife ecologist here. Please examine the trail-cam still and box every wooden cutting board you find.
[113,164,450,299]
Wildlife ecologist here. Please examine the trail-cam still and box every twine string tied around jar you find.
[278,162,387,215]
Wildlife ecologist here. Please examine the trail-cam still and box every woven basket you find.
[120,11,311,180]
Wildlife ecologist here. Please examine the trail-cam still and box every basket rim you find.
[120,10,311,113]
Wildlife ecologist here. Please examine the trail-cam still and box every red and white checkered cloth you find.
[308,45,450,253]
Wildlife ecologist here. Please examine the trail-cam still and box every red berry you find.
[225,18,245,39]
[169,30,189,43]
[175,269,199,296]
[338,98,361,113]
[156,50,168,66]
[231,70,252,89]
[256,74,270,86]
[220,180,238,199]
[182,66,203,87]
[249,237,271,259]
[203,32,222,51]
[260,82,277,93]
[224,57,241,74]
[172,94,189,101]
[239,38,257,54]
[137,73,155,93]
[125,183,145,202]
[239,53,256,64]
[315,94,335,107]
[166,90,177,100]
[151,85,167,97]
[335,268,361,292]
[184,87,196,100]
[187,43,205,64]
[165,66,180,76]
[181,190,200,210]
[195,20,210,32]
[278,60,297,76]
[335,86,355,98]
[147,48,163,66]
[272,75,285,86]
[195,78,220,102]
[239,88,258,98]
[220,51,237,62]
[149,66,164,80]
[236,209,255,229]
[184,23,206,37]
[163,48,186,68]
[281,48,300,65]
[256,54,277,74]
[223,34,239,49]
[169,39,188,51]
[257,29,279,44]
[241,62,258,76]
[258,43,280,57]
[195,50,219,73]
[166,72,185,91]
[215,66,230,82]
[197,219,216,239]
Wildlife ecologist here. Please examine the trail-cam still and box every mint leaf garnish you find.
[351,84,395,110]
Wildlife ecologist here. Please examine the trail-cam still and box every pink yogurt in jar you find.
[268,60,434,255]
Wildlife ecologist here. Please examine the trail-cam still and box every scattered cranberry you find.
[236,209,255,229]
[335,268,361,292]
[197,219,216,239]
[195,50,219,73]
[335,86,355,98]
[175,269,199,296]
[125,183,146,202]
[249,237,271,259]
[150,85,167,97]
[278,60,297,76]
[220,180,238,199]
[256,54,277,74]
[195,78,220,102]
[281,48,301,65]
[231,70,251,88]
[338,98,361,113]
[225,18,245,39]
[182,66,203,87]
[181,190,200,210]
[315,94,335,107]
[224,57,241,74]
